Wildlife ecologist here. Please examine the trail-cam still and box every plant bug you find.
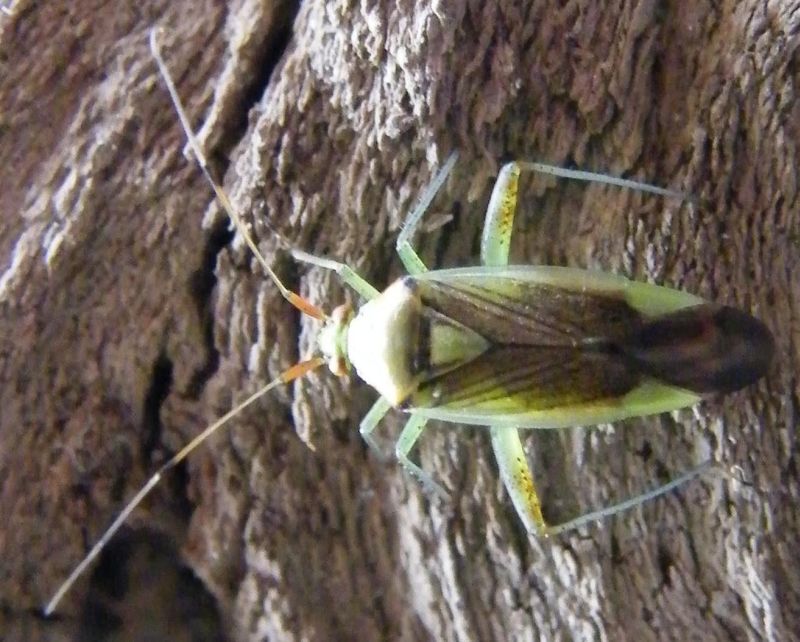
[43,28,774,616]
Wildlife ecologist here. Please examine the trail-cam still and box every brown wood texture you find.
[1,1,797,640]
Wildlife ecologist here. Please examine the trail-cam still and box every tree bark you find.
[1,0,797,640]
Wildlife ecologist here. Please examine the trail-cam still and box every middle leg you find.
[395,415,447,499]
[395,152,459,275]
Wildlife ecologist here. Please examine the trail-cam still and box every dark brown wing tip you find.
[626,304,775,395]
[704,305,775,393]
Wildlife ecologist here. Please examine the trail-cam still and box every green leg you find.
[396,152,459,275]
[544,459,713,535]
[481,160,688,269]
[490,426,712,535]
[291,248,379,300]
[516,161,690,201]
[359,395,447,500]
[359,396,392,460]
[395,414,447,498]
[489,426,549,534]
[480,162,520,267]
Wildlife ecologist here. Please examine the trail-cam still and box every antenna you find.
[149,28,326,321]
[44,28,331,616]
[45,357,323,615]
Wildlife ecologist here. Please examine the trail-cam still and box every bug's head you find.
[317,302,354,377]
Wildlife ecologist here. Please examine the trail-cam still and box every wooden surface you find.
[1,1,797,640]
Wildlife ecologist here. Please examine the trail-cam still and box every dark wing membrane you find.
[414,277,642,347]
[408,344,640,413]
[624,304,775,393]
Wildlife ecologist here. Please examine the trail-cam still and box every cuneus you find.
[43,28,774,617]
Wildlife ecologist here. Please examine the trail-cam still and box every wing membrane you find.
[415,277,641,347]
[410,345,639,413]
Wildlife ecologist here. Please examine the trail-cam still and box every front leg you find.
[291,249,379,301]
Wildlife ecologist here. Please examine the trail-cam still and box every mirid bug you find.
[44,28,774,615]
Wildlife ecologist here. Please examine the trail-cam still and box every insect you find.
[44,28,774,616]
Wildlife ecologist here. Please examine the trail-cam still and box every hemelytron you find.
[43,27,774,616]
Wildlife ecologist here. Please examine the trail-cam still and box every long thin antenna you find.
[149,28,326,321]
[44,357,324,616]
[45,29,331,616]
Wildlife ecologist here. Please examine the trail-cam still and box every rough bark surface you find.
[1,1,797,640]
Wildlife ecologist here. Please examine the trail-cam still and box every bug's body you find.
[349,266,702,425]
[346,266,772,427]
[42,30,775,616]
